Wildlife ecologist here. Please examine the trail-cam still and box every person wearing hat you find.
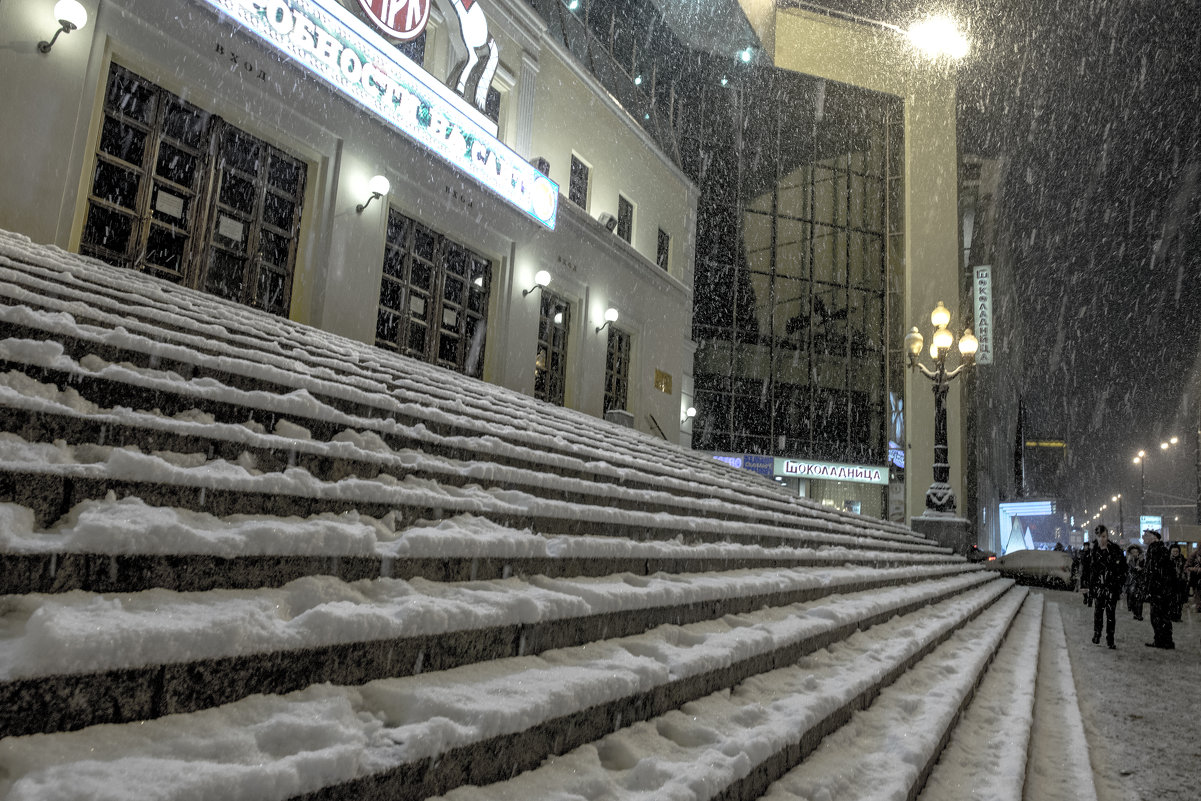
[1086,525,1127,649]
[1142,529,1176,649]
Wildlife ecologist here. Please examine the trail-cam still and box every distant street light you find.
[904,301,977,515]
[1132,438,1179,522]
[1111,493,1123,537]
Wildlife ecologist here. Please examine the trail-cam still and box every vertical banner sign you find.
[974,265,993,365]
[197,0,559,229]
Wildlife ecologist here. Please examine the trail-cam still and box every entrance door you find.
[80,63,306,317]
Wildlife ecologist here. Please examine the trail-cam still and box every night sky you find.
[956,0,1201,517]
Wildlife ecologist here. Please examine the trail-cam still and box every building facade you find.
[0,0,699,442]
[2,0,969,525]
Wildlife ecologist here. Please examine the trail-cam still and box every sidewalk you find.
[1035,589,1200,801]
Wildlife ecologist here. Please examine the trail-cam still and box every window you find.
[656,228,671,271]
[375,209,491,377]
[81,64,306,316]
[569,155,590,209]
[604,326,631,413]
[617,195,633,243]
[534,291,571,405]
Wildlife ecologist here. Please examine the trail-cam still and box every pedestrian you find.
[1168,543,1187,621]
[1086,525,1126,649]
[1143,529,1176,649]
[1187,545,1201,613]
[1080,540,1094,606]
[1125,544,1145,621]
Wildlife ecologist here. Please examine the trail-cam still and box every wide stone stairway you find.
[0,228,1085,800]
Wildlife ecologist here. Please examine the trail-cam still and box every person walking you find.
[1087,525,1127,649]
[1168,543,1187,622]
[1125,543,1145,621]
[1143,529,1176,649]
[1080,540,1094,606]
[1187,545,1201,613]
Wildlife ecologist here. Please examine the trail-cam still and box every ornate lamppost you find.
[904,301,977,515]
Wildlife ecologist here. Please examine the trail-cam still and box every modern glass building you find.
[519,0,963,523]
[680,68,905,516]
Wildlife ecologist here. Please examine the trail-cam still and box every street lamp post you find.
[1132,437,1179,524]
[904,301,977,515]
[1111,494,1123,538]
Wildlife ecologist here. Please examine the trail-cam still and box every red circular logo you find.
[356,0,431,42]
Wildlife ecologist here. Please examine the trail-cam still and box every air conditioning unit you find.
[597,212,618,232]
[529,156,550,176]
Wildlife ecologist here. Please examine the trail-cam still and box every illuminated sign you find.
[1139,515,1163,533]
[974,266,993,365]
[711,453,774,478]
[888,440,905,469]
[357,0,430,40]
[773,458,889,485]
[199,0,559,229]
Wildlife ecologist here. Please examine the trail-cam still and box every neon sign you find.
[199,0,559,229]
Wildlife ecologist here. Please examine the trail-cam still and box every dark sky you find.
[956,0,1201,517]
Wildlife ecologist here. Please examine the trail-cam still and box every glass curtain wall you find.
[681,69,904,467]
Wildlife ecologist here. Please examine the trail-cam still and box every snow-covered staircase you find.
[0,229,1077,800]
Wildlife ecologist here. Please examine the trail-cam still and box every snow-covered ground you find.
[1044,588,1201,801]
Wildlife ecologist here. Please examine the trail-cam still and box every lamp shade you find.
[604,307,619,323]
[54,0,87,29]
[930,301,950,329]
[958,327,978,357]
[685,406,696,418]
[932,326,953,351]
[904,326,924,356]
[367,174,391,196]
[533,269,551,287]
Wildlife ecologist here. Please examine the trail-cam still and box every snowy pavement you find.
[1037,588,1201,801]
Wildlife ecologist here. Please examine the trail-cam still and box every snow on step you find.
[0,499,959,567]
[0,576,1010,801]
[420,581,1021,801]
[0,368,935,550]
[755,587,1033,801]
[918,592,1044,801]
[0,247,915,539]
[1021,602,1099,801]
[0,565,983,681]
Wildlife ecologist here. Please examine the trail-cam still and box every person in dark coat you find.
[1186,545,1201,613]
[1079,541,1094,605]
[1124,544,1145,621]
[1143,529,1176,649]
[1168,543,1187,621]
[1087,525,1127,649]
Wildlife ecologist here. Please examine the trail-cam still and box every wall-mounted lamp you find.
[597,212,618,233]
[522,269,551,297]
[595,307,618,333]
[681,406,697,424]
[38,0,88,54]
[356,174,391,213]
